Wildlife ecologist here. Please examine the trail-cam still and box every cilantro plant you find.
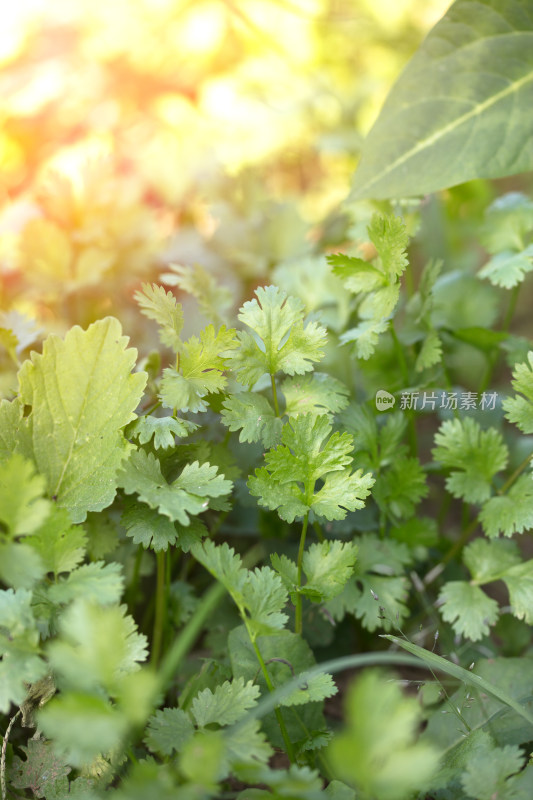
[4,1,533,799]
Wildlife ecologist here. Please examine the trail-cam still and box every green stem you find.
[127,544,143,611]
[251,639,296,763]
[312,519,324,543]
[295,512,309,635]
[270,374,280,417]
[498,450,533,495]
[151,550,166,667]
[390,322,417,455]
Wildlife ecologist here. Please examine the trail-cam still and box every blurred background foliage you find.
[5,0,530,395]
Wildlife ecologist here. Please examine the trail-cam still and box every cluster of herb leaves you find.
[4,0,533,798]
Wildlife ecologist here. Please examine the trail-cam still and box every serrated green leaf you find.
[439,581,499,641]
[192,540,246,598]
[47,561,124,606]
[479,246,533,289]
[241,567,289,638]
[0,399,23,461]
[327,253,386,293]
[479,473,533,537]
[117,449,232,525]
[221,392,282,447]
[121,501,181,552]
[125,414,197,448]
[280,672,337,707]
[0,588,46,712]
[161,263,232,327]
[432,417,508,503]
[0,453,50,537]
[281,372,349,419]
[368,214,409,278]
[461,742,525,800]
[144,707,194,756]
[47,600,147,694]
[223,719,272,770]
[340,317,389,360]
[228,285,326,386]
[373,456,427,519]
[463,538,521,584]
[350,0,533,200]
[326,534,411,632]
[191,678,260,728]
[134,283,183,351]
[160,325,237,413]
[248,416,374,523]
[38,691,128,768]
[16,318,147,523]
[0,542,44,589]
[503,351,533,433]
[415,329,442,371]
[25,505,87,576]
[9,738,71,798]
[502,561,533,624]
[328,670,439,800]
[301,541,358,602]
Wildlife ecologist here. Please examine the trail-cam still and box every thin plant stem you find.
[295,511,309,635]
[151,550,166,666]
[270,373,280,417]
[390,322,418,455]
[127,544,144,611]
[498,450,533,495]
[251,639,296,763]
[312,519,324,543]
[1,709,20,800]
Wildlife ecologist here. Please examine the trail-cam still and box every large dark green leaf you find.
[351,0,533,200]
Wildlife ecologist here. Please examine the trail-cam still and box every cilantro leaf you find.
[221,392,282,447]
[301,540,358,602]
[339,318,389,360]
[280,672,337,707]
[191,678,260,727]
[228,285,326,386]
[144,708,194,756]
[0,453,50,537]
[117,449,232,525]
[161,263,232,327]
[502,561,533,624]
[47,562,124,606]
[368,213,409,278]
[328,254,386,293]
[241,567,289,638]
[438,581,499,641]
[160,325,237,413]
[432,417,508,503]
[47,599,148,693]
[121,501,179,551]
[281,372,350,419]
[415,329,443,372]
[37,692,128,768]
[478,247,533,289]
[192,541,288,640]
[373,456,428,520]
[461,743,525,800]
[329,670,439,800]
[9,738,70,799]
[0,588,47,712]
[479,474,533,537]
[248,415,374,523]
[125,414,197,449]
[16,318,147,522]
[327,534,411,632]
[503,351,533,433]
[134,283,184,352]
[25,506,87,576]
